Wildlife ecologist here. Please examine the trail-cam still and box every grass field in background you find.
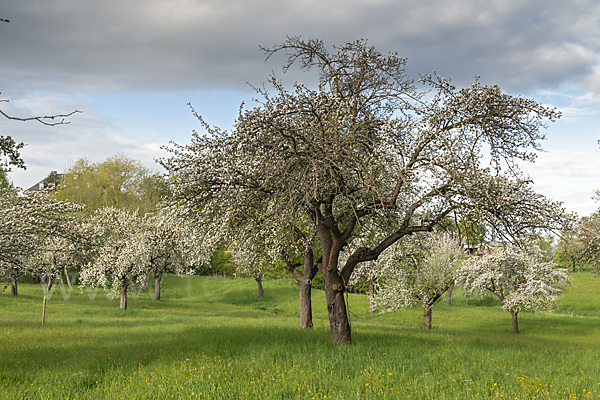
[1,272,599,399]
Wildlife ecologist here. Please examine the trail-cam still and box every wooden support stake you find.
[42,296,47,327]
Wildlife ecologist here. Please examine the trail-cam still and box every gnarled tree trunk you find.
[64,267,72,288]
[45,276,53,293]
[299,249,319,328]
[419,291,445,330]
[316,223,353,344]
[299,279,313,328]
[287,245,320,329]
[323,268,351,344]
[446,286,453,305]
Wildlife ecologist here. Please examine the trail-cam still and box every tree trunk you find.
[593,254,599,277]
[64,267,72,288]
[299,278,313,328]
[316,222,352,344]
[424,305,432,330]
[572,258,576,273]
[446,286,453,305]
[154,271,163,301]
[323,269,351,344]
[256,276,264,298]
[368,280,375,313]
[120,285,128,310]
[45,276,53,293]
[298,246,319,329]
[10,278,17,296]
[510,309,519,333]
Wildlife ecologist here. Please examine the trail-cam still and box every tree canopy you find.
[54,155,168,215]
[374,232,462,330]
[456,243,570,333]
[0,187,83,295]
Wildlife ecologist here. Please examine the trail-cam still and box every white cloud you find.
[1,97,167,189]
[522,149,600,216]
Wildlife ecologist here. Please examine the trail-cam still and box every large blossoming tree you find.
[163,37,566,344]
[455,243,570,333]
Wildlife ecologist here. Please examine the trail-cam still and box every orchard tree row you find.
[0,185,205,309]
[0,153,211,309]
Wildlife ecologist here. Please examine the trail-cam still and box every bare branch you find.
[0,109,82,126]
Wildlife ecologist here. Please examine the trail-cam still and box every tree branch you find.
[0,109,82,126]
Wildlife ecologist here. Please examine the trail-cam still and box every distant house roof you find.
[25,171,63,192]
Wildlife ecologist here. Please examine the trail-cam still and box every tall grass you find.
[1,272,599,399]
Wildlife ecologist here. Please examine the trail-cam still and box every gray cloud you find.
[1,0,599,96]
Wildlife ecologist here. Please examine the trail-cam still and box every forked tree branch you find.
[0,109,82,126]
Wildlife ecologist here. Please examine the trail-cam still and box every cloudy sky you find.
[1,0,599,215]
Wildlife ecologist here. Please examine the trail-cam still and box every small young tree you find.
[555,228,585,272]
[31,217,96,291]
[577,213,600,276]
[375,233,462,329]
[32,236,82,292]
[455,243,570,333]
[79,207,150,310]
[349,255,385,313]
[345,231,392,313]
[233,248,270,298]
[0,254,29,296]
[230,226,299,298]
[143,211,200,301]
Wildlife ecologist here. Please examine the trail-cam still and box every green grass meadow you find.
[1,272,600,399]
